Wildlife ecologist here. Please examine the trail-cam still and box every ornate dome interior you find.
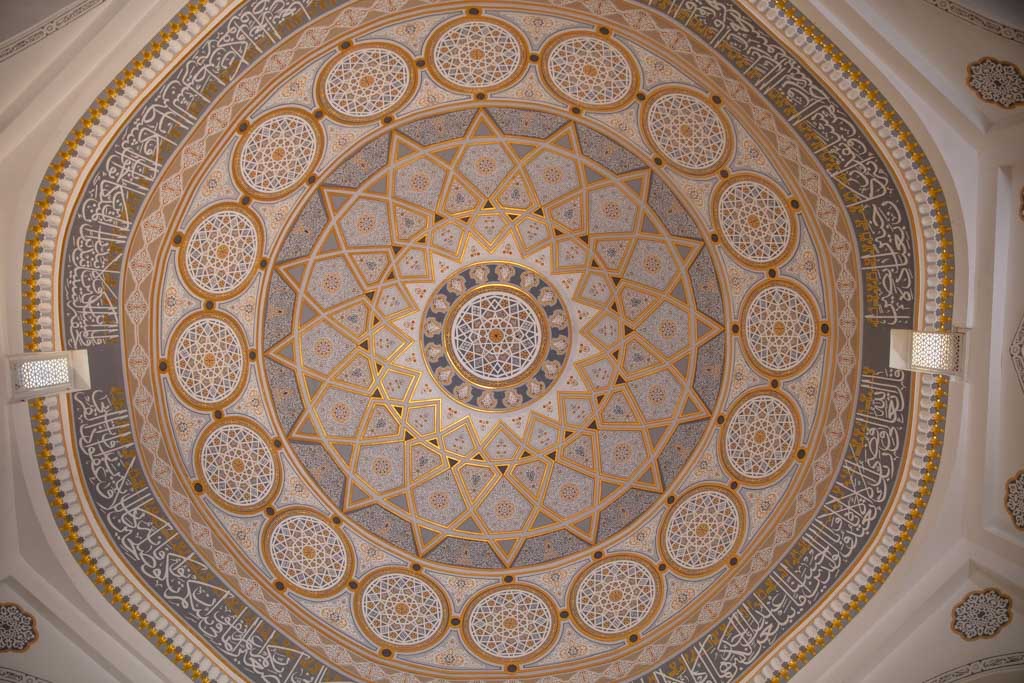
[0,1,1021,682]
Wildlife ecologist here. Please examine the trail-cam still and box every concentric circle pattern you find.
[543,34,636,108]
[35,0,946,679]
[429,18,526,91]
[662,487,743,575]
[450,289,543,383]
[319,45,415,121]
[170,313,246,408]
[572,556,660,637]
[356,570,447,650]
[181,206,261,297]
[235,110,320,196]
[644,89,729,172]
[716,178,794,265]
[464,586,556,661]
[743,283,817,374]
[265,512,350,595]
[197,420,278,509]
[722,392,797,482]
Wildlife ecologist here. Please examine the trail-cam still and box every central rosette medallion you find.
[261,105,726,570]
[424,263,569,409]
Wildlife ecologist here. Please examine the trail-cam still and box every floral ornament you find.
[1012,314,1024,396]
[0,603,38,652]
[1006,470,1024,530]
[966,58,1024,109]
[951,588,1012,640]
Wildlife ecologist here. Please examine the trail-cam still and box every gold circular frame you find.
[423,16,529,95]
[710,172,798,268]
[567,552,663,641]
[459,582,560,665]
[539,30,640,111]
[176,201,264,301]
[717,388,802,486]
[352,566,451,653]
[260,507,354,599]
[441,283,551,390]
[314,41,419,124]
[193,417,282,513]
[230,106,325,200]
[738,278,822,379]
[167,310,250,411]
[640,85,734,176]
[658,483,747,578]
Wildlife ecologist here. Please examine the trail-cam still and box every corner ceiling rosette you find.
[20,1,954,681]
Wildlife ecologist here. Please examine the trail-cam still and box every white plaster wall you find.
[0,2,193,681]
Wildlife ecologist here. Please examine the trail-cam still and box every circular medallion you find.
[169,311,248,409]
[426,17,528,93]
[462,584,558,663]
[178,203,263,299]
[570,554,662,639]
[354,568,449,651]
[713,176,796,267]
[449,288,543,383]
[232,107,323,199]
[316,43,417,123]
[660,486,745,576]
[262,509,352,597]
[642,87,731,173]
[541,32,638,109]
[720,390,799,484]
[741,281,819,376]
[195,418,280,511]
[425,262,569,408]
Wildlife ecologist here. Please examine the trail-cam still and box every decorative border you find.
[921,0,1024,45]
[14,0,957,680]
[0,668,52,683]
[922,652,1024,683]
[0,0,105,63]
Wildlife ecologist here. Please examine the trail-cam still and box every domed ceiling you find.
[20,1,954,681]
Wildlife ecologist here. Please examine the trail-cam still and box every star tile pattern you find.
[28,1,948,680]
[262,109,726,570]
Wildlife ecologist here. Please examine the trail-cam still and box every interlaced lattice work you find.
[323,46,412,120]
[431,21,523,90]
[545,35,633,106]
[172,316,244,406]
[199,422,276,508]
[646,91,727,171]
[268,514,348,593]
[184,210,259,295]
[744,285,816,374]
[466,588,553,659]
[664,489,741,573]
[237,113,318,195]
[717,180,793,264]
[450,290,542,382]
[723,393,796,481]
[574,558,658,635]
[358,572,445,647]
[14,357,70,390]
